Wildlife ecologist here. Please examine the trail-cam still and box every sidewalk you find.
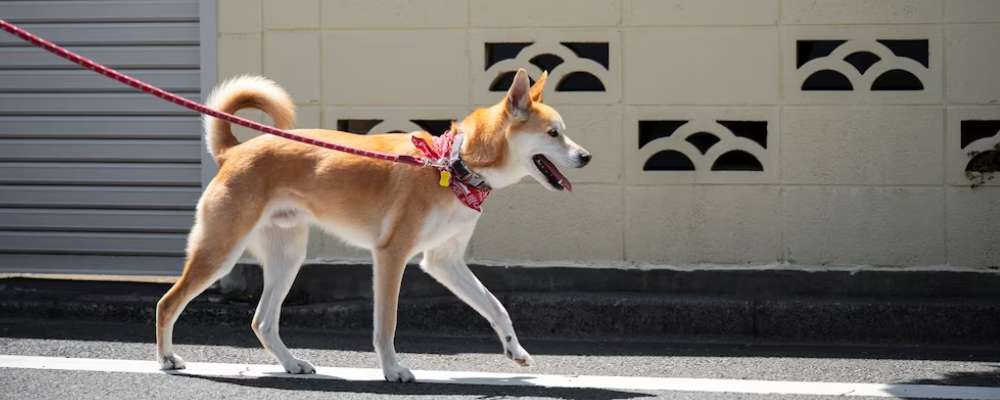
[2,264,1000,346]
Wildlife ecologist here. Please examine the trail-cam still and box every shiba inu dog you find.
[155,68,591,382]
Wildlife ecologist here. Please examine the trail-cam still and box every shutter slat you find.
[0,139,201,162]
[0,231,186,255]
[0,116,200,139]
[0,93,200,116]
[0,254,183,275]
[0,163,200,186]
[0,208,193,232]
[0,185,200,209]
[1,1,199,23]
[0,46,199,69]
[0,70,200,92]
[0,23,200,46]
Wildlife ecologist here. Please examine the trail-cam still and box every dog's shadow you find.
[173,372,652,400]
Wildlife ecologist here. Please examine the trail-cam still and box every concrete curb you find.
[2,270,999,345]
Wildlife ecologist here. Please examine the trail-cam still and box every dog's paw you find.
[505,344,535,367]
[282,358,316,374]
[158,354,186,370]
[382,364,415,383]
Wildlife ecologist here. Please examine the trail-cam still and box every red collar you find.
[412,130,491,212]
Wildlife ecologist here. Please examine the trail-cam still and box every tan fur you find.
[155,69,588,381]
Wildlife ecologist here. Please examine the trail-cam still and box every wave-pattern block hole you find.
[337,119,382,135]
[802,69,853,91]
[797,40,847,68]
[844,51,881,74]
[711,150,764,171]
[644,150,695,171]
[559,42,609,69]
[489,71,536,92]
[876,39,929,67]
[717,121,768,149]
[685,132,721,155]
[529,54,564,73]
[638,120,688,149]
[555,71,605,92]
[961,120,1000,149]
[870,69,923,91]
[410,120,453,136]
[485,42,533,70]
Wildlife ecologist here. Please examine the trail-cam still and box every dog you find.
[154,68,591,382]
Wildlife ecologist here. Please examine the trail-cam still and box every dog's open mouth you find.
[532,155,572,192]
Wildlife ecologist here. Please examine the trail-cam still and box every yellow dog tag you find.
[438,170,451,187]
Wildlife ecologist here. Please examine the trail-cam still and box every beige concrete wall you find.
[215,0,1000,268]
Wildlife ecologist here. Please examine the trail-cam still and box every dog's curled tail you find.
[203,75,296,163]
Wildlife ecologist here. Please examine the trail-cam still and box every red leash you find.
[0,19,435,168]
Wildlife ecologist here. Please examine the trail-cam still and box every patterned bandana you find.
[411,130,491,212]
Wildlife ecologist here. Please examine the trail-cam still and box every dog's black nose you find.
[577,151,592,167]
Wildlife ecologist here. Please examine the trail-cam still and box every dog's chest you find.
[414,202,480,251]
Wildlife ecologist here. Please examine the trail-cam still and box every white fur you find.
[203,75,296,157]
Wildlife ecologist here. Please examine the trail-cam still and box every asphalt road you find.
[1,318,999,400]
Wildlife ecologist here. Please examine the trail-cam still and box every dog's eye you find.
[547,129,559,138]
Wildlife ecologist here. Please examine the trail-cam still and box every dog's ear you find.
[505,68,532,118]
[529,70,547,103]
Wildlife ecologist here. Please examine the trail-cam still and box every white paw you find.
[282,358,316,374]
[505,344,534,367]
[159,354,186,370]
[382,364,415,383]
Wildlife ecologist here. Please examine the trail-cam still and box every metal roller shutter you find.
[0,0,203,275]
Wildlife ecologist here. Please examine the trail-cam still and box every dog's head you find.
[462,69,591,192]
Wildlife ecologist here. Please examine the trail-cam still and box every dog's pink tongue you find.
[560,174,573,192]
[539,156,572,192]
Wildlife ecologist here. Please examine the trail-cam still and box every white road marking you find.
[1,355,999,399]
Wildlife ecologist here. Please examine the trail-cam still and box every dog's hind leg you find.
[419,228,534,367]
[155,184,261,370]
[372,245,416,382]
[247,221,315,374]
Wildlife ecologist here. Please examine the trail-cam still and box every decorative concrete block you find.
[263,0,319,29]
[625,185,782,264]
[263,31,321,104]
[781,25,943,104]
[557,106,623,184]
[469,29,621,106]
[323,30,469,106]
[625,106,779,185]
[230,109,265,143]
[471,184,624,262]
[624,0,778,26]
[322,106,469,135]
[781,106,944,185]
[945,0,1000,23]
[296,105,321,128]
[624,27,779,105]
[782,0,941,24]
[471,0,620,28]
[217,34,261,79]
[782,186,946,266]
[945,24,1000,104]
[218,0,261,34]
[321,0,466,29]
[946,106,1000,187]
[947,187,1000,267]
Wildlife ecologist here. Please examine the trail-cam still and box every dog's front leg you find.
[372,247,415,383]
[420,230,534,367]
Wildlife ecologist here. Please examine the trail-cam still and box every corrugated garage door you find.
[0,1,203,274]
